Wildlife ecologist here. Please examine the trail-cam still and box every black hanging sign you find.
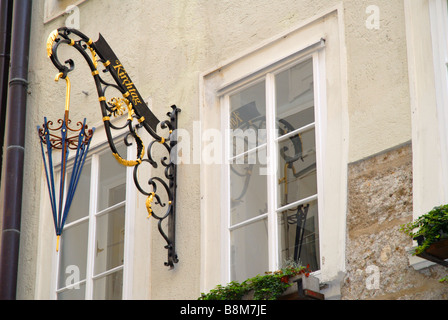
[94,34,160,133]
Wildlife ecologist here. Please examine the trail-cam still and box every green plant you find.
[198,265,310,300]
[197,281,248,300]
[400,204,448,255]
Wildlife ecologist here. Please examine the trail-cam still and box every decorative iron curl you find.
[46,27,181,268]
[47,27,136,162]
[129,105,180,268]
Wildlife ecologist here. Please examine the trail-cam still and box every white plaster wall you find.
[16,0,412,299]
[344,0,411,162]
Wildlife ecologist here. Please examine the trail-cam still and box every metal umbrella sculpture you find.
[37,72,95,252]
[43,27,181,268]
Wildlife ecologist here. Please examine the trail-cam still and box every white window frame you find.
[220,52,324,280]
[199,5,348,294]
[50,136,136,300]
[405,0,448,219]
[429,0,448,201]
[405,0,448,269]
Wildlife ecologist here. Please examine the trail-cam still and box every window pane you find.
[98,144,127,211]
[230,80,266,151]
[94,206,125,275]
[276,59,314,135]
[93,270,123,300]
[230,148,268,225]
[58,220,88,289]
[65,162,91,224]
[57,282,86,300]
[230,219,269,282]
[277,127,317,208]
[278,199,320,271]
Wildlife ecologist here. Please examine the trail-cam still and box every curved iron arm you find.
[46,27,180,268]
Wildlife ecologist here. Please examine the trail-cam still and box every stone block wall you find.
[341,142,448,299]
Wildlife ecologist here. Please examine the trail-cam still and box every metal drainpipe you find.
[0,0,13,183]
[0,0,32,300]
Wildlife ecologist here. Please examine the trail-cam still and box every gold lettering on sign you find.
[113,61,142,106]
[230,111,243,129]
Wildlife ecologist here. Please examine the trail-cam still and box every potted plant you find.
[198,265,313,300]
[400,204,448,259]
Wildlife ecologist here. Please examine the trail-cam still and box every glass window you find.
[226,58,320,282]
[230,219,269,282]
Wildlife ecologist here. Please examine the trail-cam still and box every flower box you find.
[415,236,448,267]
[424,238,448,260]
[277,274,324,300]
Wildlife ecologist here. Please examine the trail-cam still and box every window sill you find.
[241,274,325,300]
[407,247,448,270]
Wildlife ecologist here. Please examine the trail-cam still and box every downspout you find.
[0,0,32,300]
[0,0,13,183]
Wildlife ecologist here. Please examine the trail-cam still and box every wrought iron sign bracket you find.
[44,27,180,268]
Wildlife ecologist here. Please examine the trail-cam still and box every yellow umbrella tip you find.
[56,235,61,252]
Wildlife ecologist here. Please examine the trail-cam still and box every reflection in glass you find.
[230,148,267,226]
[227,57,321,280]
[94,206,125,276]
[275,58,320,272]
[278,200,320,271]
[276,58,314,134]
[93,270,123,300]
[98,144,127,211]
[230,219,269,282]
[230,80,266,150]
[65,162,91,224]
[277,128,317,208]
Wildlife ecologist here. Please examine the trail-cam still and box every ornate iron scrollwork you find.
[46,27,180,268]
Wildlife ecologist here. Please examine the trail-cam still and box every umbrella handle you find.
[56,235,61,252]
[55,72,71,122]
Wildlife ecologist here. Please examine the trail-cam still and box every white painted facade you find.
[1,0,446,299]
